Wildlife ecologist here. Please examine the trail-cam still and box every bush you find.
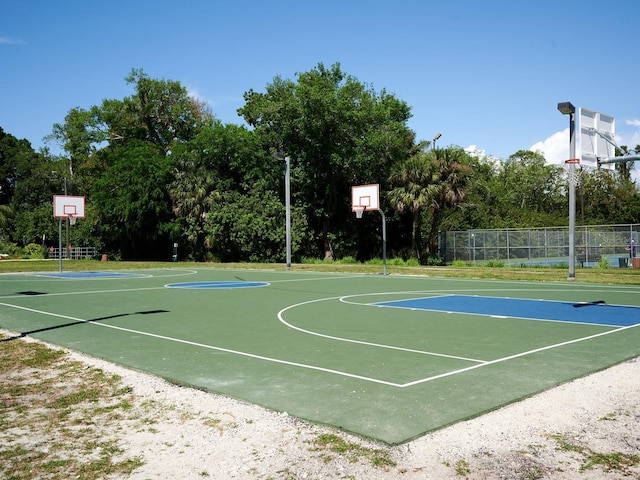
[483,259,505,268]
[23,243,46,259]
[338,256,358,264]
[0,241,19,258]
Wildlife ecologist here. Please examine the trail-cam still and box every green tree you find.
[389,147,471,261]
[169,122,293,261]
[91,141,173,258]
[47,70,214,259]
[388,153,433,261]
[120,69,213,151]
[614,144,639,182]
[489,150,566,227]
[579,167,640,224]
[424,148,472,256]
[0,128,71,246]
[0,204,13,242]
[438,154,499,231]
[239,62,414,259]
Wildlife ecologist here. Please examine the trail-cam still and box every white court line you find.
[0,269,199,283]
[0,286,168,300]
[31,269,199,280]
[278,295,486,363]
[400,322,639,387]
[0,302,404,388]
[3,279,640,388]
[0,272,360,299]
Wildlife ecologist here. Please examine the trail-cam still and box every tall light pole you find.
[284,155,291,269]
[557,101,576,280]
[433,132,442,150]
[274,153,292,269]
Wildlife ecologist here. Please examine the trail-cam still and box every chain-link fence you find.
[48,246,97,260]
[439,224,640,268]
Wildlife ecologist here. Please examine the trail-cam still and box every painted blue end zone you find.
[375,295,640,327]
[166,281,269,289]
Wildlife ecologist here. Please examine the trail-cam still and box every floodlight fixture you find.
[557,102,576,115]
[432,132,442,150]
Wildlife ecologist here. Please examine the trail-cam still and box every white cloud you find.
[464,145,485,158]
[529,129,568,165]
[464,145,500,164]
[626,119,640,128]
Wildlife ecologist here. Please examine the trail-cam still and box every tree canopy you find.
[239,62,415,259]
[1,66,639,263]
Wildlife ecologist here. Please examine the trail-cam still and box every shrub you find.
[23,243,46,259]
[338,256,358,264]
[0,241,18,258]
[483,259,505,268]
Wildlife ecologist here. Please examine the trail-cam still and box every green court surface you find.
[1,267,639,444]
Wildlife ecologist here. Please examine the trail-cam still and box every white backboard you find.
[578,107,615,169]
[351,184,379,211]
[53,195,86,218]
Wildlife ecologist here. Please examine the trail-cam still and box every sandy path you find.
[66,350,640,480]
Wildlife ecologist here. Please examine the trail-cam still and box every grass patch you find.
[0,335,146,480]
[310,433,396,468]
[548,433,640,475]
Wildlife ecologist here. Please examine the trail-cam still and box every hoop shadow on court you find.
[0,309,169,343]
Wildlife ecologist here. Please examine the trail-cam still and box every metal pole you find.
[379,209,387,275]
[58,218,63,273]
[568,112,576,280]
[285,156,292,269]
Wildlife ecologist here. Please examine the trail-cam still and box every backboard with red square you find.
[53,195,86,219]
[351,184,379,212]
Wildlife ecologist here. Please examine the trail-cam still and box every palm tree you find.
[425,148,471,256]
[389,147,471,262]
[388,153,434,262]
[0,204,13,242]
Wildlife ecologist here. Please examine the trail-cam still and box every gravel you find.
[66,350,640,479]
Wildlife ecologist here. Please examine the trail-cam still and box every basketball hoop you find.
[354,206,365,219]
[68,214,76,226]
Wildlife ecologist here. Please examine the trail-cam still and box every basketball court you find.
[1,267,639,444]
[3,105,638,444]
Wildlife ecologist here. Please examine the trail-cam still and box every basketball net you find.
[69,215,77,226]
[354,206,365,219]
[567,165,582,187]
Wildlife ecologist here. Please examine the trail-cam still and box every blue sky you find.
[2,0,639,168]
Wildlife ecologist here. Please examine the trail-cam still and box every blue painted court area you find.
[165,281,269,289]
[375,294,640,327]
[35,271,148,279]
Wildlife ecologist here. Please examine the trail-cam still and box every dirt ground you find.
[74,351,640,479]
